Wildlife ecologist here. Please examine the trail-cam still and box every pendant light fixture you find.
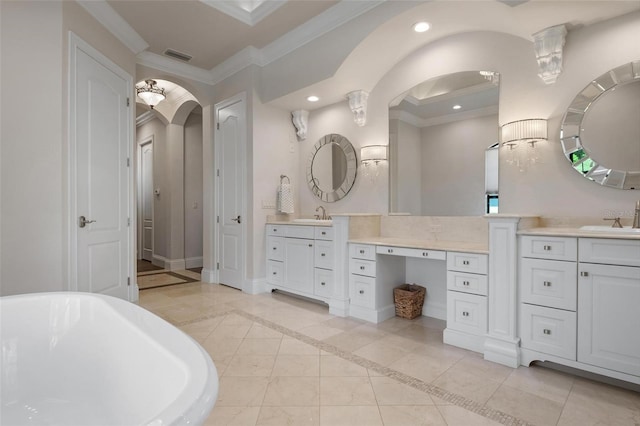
[136,79,166,109]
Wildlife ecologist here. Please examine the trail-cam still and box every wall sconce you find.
[500,119,548,148]
[361,145,387,165]
[347,90,369,127]
[136,79,166,109]
[501,119,548,171]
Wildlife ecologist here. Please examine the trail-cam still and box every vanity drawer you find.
[266,260,284,285]
[377,245,446,261]
[579,238,640,267]
[350,244,376,261]
[446,291,487,336]
[350,258,376,277]
[315,240,334,270]
[315,226,334,241]
[520,303,576,360]
[349,274,375,309]
[285,225,315,239]
[520,236,577,262]
[447,271,488,296]
[267,225,284,236]
[267,236,284,262]
[447,252,488,275]
[314,268,333,298]
[520,258,577,311]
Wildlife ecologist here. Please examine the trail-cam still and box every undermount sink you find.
[293,218,333,224]
[580,225,640,234]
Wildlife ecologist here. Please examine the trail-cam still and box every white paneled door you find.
[70,34,132,300]
[140,140,154,261]
[216,95,246,290]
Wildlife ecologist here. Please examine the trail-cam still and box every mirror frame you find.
[306,133,358,202]
[560,61,640,190]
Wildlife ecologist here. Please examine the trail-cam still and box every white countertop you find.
[266,220,333,227]
[517,227,640,240]
[348,237,489,254]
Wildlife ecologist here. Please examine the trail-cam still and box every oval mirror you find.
[307,133,357,202]
[560,61,640,189]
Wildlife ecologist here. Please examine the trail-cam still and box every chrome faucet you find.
[315,206,328,220]
[633,200,640,229]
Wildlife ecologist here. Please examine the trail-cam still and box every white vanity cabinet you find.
[577,238,640,377]
[443,252,489,352]
[519,236,578,360]
[266,224,335,303]
[519,234,640,384]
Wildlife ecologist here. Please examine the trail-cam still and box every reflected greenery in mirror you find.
[307,134,357,202]
[560,61,640,189]
[389,71,500,215]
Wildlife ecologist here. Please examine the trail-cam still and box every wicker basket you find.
[393,284,426,319]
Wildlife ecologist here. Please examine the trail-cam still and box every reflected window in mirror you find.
[389,71,500,215]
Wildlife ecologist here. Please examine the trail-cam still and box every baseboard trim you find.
[423,300,446,321]
[153,255,186,271]
[185,256,203,269]
[244,278,267,295]
[201,268,216,284]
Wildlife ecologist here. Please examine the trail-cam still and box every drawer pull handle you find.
[359,290,364,294]
[272,247,277,250]
[321,282,326,286]
[462,311,469,317]
[462,260,470,265]
[543,329,551,335]
[543,245,552,251]
[388,248,393,253]
[321,253,326,257]
[543,281,552,287]
[463,281,470,286]
[322,231,326,235]
[273,228,277,232]
[309,244,313,247]
[360,266,365,270]
[580,271,589,277]
[359,249,365,254]
[272,272,277,275]
[422,252,428,257]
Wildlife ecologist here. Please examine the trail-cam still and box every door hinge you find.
[126,158,130,167]
[127,217,130,226]
[216,215,219,223]
[127,277,131,286]
[216,169,220,177]
[216,122,220,130]
[127,97,130,107]
[216,262,220,270]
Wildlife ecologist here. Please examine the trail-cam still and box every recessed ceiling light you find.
[413,21,431,33]
[307,95,319,102]
[453,105,462,110]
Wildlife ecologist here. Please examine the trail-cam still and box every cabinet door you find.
[578,263,640,376]
[284,238,314,294]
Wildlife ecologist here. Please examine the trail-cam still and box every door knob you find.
[231,215,241,224]
[78,216,96,228]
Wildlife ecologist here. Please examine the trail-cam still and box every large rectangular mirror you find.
[389,71,500,215]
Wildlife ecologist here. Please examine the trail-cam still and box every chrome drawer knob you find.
[543,329,552,335]
[463,281,469,286]
[462,260,469,265]
[543,281,552,287]
[360,266,365,270]
[359,290,364,294]
[359,250,365,254]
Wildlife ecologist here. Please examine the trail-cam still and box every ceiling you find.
[82,0,640,112]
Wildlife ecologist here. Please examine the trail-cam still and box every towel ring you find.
[280,175,290,184]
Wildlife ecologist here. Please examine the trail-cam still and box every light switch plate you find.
[262,200,276,209]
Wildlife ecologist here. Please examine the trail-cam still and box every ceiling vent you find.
[163,49,193,62]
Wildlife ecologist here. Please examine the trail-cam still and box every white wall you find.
[184,112,203,262]
[1,1,64,295]
[390,119,422,215]
[420,115,498,216]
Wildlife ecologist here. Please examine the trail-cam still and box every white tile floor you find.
[138,280,640,426]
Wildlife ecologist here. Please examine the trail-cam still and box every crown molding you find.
[136,110,156,127]
[199,0,287,26]
[76,1,149,54]
[404,81,498,107]
[137,51,215,85]
[260,0,384,67]
[390,105,499,128]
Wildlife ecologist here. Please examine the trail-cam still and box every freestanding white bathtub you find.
[1,292,218,425]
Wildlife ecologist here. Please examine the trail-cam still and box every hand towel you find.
[277,183,294,214]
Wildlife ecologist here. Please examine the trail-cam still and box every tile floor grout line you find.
[232,309,534,426]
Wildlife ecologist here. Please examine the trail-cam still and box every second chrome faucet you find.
[315,206,329,220]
